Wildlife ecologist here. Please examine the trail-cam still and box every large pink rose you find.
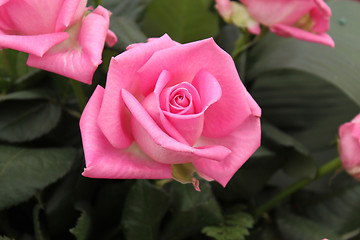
[339,114,360,180]
[0,0,117,84]
[80,35,261,188]
[239,0,334,47]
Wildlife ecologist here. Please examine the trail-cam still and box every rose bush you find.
[338,113,360,180]
[0,0,117,84]
[80,34,261,188]
[215,0,334,47]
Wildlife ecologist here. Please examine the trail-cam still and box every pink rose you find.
[0,0,117,84]
[239,0,334,47]
[339,114,360,180]
[80,35,261,188]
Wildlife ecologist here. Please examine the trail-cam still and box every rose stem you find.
[255,157,343,218]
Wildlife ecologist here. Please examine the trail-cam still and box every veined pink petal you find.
[98,34,178,149]
[270,24,334,47]
[121,88,232,164]
[0,33,68,57]
[26,46,98,84]
[194,113,261,187]
[27,5,114,84]
[138,38,253,138]
[80,86,172,179]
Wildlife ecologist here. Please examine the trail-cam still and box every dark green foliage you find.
[70,210,91,240]
[0,145,76,210]
[141,0,219,43]
[202,209,254,240]
[121,180,170,240]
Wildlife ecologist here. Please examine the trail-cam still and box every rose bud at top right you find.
[216,0,335,47]
[338,114,360,180]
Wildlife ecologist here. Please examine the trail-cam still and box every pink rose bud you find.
[0,0,117,84]
[215,0,233,22]
[80,35,261,189]
[238,0,334,47]
[339,114,360,180]
[215,0,260,34]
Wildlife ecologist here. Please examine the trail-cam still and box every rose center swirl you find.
[163,82,201,115]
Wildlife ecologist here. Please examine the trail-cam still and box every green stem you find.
[231,28,269,60]
[70,79,87,111]
[255,157,343,218]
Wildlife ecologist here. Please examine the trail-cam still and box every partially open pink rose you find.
[0,0,117,84]
[239,0,334,47]
[339,114,360,180]
[80,35,261,188]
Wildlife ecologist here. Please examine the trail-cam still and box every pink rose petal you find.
[27,6,114,84]
[138,38,253,138]
[98,35,179,149]
[0,33,68,57]
[55,0,85,31]
[194,113,261,187]
[270,24,334,47]
[121,88,232,164]
[80,86,172,179]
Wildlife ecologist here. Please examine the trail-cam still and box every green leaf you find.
[0,145,76,210]
[103,0,151,22]
[247,1,360,106]
[305,182,360,236]
[121,180,170,240]
[0,236,14,240]
[0,49,37,82]
[202,208,254,240]
[261,122,317,179]
[216,25,243,54]
[251,70,358,153]
[141,0,219,43]
[70,210,91,240]
[277,213,341,240]
[212,147,282,200]
[161,181,223,240]
[0,99,62,142]
[261,121,308,154]
[110,16,147,51]
[281,150,317,179]
[0,89,53,102]
[0,77,12,93]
